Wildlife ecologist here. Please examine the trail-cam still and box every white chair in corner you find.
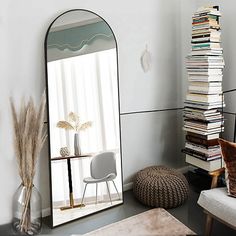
[81,152,121,206]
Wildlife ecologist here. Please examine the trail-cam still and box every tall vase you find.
[12,184,42,235]
[74,133,81,156]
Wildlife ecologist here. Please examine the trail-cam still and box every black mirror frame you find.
[44,9,124,228]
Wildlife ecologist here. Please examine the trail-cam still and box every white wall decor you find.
[140,45,152,73]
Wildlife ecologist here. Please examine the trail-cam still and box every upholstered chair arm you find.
[209,167,225,189]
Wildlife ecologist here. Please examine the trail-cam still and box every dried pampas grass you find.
[56,111,92,132]
[56,121,74,130]
[10,92,47,186]
[10,92,47,232]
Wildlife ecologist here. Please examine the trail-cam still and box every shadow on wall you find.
[158,109,185,168]
[223,113,236,142]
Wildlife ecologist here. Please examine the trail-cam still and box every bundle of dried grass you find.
[10,92,47,233]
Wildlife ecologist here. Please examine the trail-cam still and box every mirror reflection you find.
[45,10,123,227]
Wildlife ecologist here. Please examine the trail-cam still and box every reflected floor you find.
[53,200,123,226]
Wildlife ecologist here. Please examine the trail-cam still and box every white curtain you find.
[48,48,122,204]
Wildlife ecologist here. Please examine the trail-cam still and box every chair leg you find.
[205,214,213,236]
[106,181,112,205]
[81,183,88,207]
[96,183,98,204]
[112,180,121,200]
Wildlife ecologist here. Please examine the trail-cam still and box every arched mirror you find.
[45,9,123,227]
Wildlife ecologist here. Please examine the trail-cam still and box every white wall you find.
[0,0,184,224]
[122,110,184,183]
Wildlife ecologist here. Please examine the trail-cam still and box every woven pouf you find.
[133,166,189,208]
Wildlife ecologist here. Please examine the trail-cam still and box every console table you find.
[51,154,93,210]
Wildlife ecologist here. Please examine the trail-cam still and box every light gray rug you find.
[73,208,195,236]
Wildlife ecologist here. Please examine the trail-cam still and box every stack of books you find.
[183,6,224,172]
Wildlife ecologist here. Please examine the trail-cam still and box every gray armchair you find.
[81,152,120,205]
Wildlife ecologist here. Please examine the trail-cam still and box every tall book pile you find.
[183,6,225,172]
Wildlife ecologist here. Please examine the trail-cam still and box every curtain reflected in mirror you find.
[45,10,123,227]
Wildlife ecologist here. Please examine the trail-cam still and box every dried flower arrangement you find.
[56,112,92,132]
[10,93,47,234]
[57,112,92,156]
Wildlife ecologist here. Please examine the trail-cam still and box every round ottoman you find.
[133,166,189,208]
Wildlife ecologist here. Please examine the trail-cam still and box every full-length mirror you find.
[45,10,123,227]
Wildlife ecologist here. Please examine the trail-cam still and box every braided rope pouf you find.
[133,166,189,208]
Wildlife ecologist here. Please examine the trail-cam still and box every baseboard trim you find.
[123,182,133,191]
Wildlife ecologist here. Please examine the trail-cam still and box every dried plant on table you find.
[56,112,92,132]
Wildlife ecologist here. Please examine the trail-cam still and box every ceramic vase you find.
[74,133,81,156]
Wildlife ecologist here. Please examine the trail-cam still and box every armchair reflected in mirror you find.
[45,9,123,227]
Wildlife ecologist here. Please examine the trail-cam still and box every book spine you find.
[186,135,219,147]
[183,148,220,161]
